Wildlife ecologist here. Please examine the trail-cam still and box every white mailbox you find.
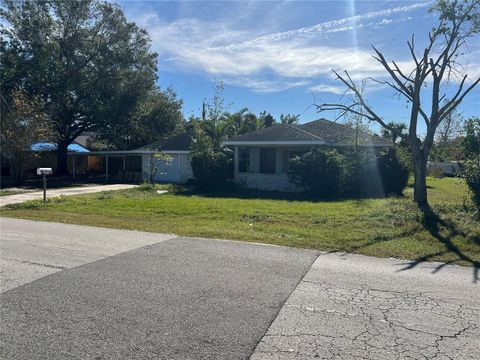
[37,168,53,175]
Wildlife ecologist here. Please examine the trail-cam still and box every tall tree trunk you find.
[413,151,428,208]
[11,160,23,186]
[57,140,69,175]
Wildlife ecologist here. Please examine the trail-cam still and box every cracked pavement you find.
[250,253,479,360]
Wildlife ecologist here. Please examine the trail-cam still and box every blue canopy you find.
[30,143,90,153]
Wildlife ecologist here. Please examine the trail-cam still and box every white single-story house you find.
[222,119,392,192]
[427,161,463,176]
[67,132,194,183]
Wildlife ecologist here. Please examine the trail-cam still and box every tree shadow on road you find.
[397,206,480,283]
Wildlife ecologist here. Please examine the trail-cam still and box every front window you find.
[260,148,276,174]
[238,147,250,173]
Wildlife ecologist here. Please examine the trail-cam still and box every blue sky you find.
[118,0,479,135]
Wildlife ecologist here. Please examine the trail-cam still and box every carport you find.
[68,150,145,182]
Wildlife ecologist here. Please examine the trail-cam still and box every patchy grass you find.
[0,189,32,196]
[1,177,479,268]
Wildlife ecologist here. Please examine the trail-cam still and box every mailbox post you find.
[37,168,53,202]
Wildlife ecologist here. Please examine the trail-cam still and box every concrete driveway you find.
[0,184,137,207]
[0,218,478,359]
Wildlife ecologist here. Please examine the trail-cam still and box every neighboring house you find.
[67,132,194,183]
[222,118,392,192]
[137,132,194,183]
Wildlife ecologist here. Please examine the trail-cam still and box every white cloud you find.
[129,1,476,95]
[308,84,346,94]
[228,78,311,93]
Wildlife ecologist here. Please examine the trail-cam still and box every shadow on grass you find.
[171,185,406,204]
[397,206,479,283]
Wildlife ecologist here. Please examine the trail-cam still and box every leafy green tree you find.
[462,117,480,160]
[0,90,51,184]
[260,111,276,127]
[381,122,408,147]
[1,0,158,174]
[100,88,184,150]
[280,114,300,125]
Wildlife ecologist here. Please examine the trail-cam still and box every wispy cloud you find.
[215,2,432,50]
[308,84,346,95]
[129,1,479,94]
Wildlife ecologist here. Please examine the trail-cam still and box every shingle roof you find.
[224,123,323,143]
[73,133,95,149]
[299,119,391,145]
[223,119,392,146]
[136,132,193,152]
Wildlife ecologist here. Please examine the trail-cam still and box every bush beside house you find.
[377,148,410,196]
[288,148,349,198]
[190,130,233,190]
[289,147,409,198]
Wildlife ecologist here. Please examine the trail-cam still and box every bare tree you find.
[436,104,464,145]
[317,0,480,207]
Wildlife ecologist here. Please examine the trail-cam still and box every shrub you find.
[190,149,233,190]
[138,181,160,192]
[288,148,349,198]
[336,147,409,197]
[464,158,480,214]
[290,147,408,198]
[376,147,410,196]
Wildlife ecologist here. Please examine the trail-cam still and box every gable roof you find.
[223,118,392,147]
[73,132,95,149]
[223,123,325,145]
[136,132,193,152]
[299,119,391,146]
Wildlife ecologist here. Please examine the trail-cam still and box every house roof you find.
[223,118,392,147]
[73,132,95,149]
[223,123,324,145]
[299,119,391,146]
[136,132,193,152]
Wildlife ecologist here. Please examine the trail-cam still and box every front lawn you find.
[1,177,478,268]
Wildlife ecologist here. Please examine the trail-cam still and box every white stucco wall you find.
[179,153,194,183]
[142,153,193,183]
[235,172,300,192]
[234,146,301,192]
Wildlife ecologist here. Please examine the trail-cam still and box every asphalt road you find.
[0,219,318,360]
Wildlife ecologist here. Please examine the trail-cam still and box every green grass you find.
[1,177,479,268]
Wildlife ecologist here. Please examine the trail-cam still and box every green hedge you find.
[289,147,409,198]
